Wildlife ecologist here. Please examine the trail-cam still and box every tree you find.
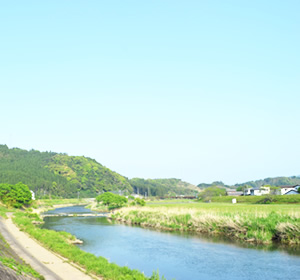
[0,182,32,208]
[199,187,226,201]
[96,192,128,209]
[236,185,247,192]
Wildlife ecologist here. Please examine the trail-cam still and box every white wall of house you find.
[30,190,35,200]
[244,187,270,196]
[281,185,300,195]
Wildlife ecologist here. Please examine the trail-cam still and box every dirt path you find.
[0,215,96,280]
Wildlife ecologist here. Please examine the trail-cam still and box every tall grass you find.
[112,206,300,244]
[12,212,164,280]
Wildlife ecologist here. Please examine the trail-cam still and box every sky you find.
[0,1,299,185]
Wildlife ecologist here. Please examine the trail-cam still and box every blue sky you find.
[1,1,299,185]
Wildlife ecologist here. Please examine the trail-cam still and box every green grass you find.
[113,203,300,244]
[146,200,300,215]
[0,205,12,218]
[206,194,300,204]
[0,225,44,280]
[0,256,44,279]
[12,212,164,280]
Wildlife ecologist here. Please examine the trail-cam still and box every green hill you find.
[197,181,231,189]
[234,176,300,188]
[0,145,132,198]
[129,178,199,197]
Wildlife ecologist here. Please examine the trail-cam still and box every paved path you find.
[0,214,96,280]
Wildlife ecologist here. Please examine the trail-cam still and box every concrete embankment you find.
[0,214,97,280]
[0,262,33,280]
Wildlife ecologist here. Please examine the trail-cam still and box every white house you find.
[30,190,35,200]
[244,186,270,196]
[281,185,300,195]
[131,194,144,199]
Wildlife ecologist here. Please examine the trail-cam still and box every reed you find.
[112,206,300,244]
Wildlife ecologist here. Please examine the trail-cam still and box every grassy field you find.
[204,194,300,204]
[12,212,164,280]
[147,200,300,215]
[112,201,300,245]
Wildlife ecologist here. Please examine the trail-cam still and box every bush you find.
[0,183,32,208]
[135,198,146,206]
[198,187,226,201]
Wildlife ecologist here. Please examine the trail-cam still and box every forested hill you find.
[197,181,231,189]
[129,178,199,197]
[234,176,300,188]
[197,176,300,190]
[0,145,132,198]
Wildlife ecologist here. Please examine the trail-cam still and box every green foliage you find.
[0,256,44,279]
[236,185,250,192]
[96,192,128,209]
[234,176,300,189]
[197,181,230,189]
[135,198,146,206]
[205,194,300,204]
[114,204,300,244]
[130,178,198,197]
[0,229,43,279]
[0,183,32,208]
[0,145,132,199]
[0,206,9,218]
[150,270,166,280]
[199,187,226,201]
[130,198,146,206]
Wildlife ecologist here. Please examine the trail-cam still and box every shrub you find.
[135,198,146,206]
[0,183,32,208]
[96,192,128,209]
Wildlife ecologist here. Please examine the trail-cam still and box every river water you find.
[43,206,300,280]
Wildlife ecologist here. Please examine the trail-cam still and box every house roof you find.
[285,189,299,195]
[227,191,243,194]
[280,185,300,189]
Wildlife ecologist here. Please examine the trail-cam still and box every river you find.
[43,206,300,280]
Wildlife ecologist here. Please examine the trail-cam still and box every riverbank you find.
[111,203,300,245]
[0,214,95,280]
[2,200,163,280]
[12,211,163,280]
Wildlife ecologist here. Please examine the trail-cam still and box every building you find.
[30,190,35,200]
[281,185,300,195]
[131,194,144,199]
[226,190,243,196]
[244,186,270,196]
